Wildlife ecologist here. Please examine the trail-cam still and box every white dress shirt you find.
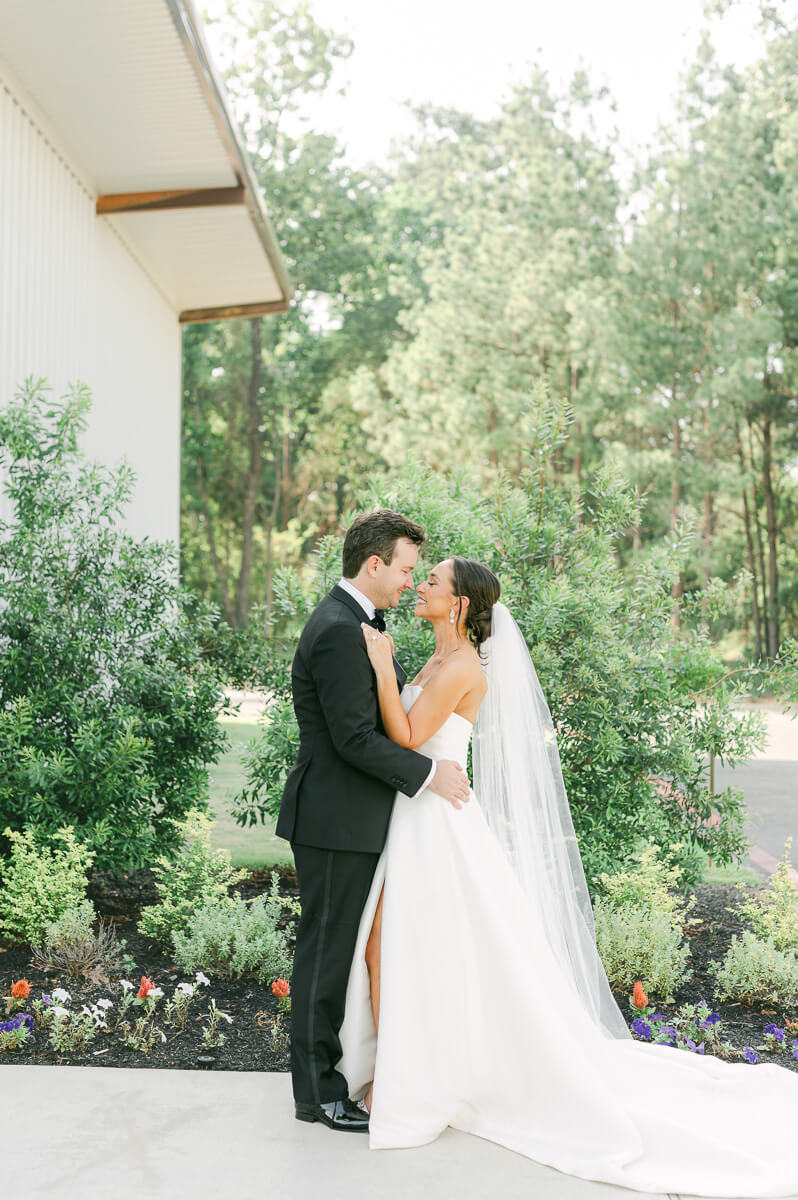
[338,577,437,796]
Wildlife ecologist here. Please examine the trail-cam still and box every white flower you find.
[149,987,164,999]
[176,983,194,996]
[160,1032,167,1043]
[119,980,134,992]
[51,1006,69,1018]
[221,1012,233,1024]
[96,999,113,1009]
[52,988,71,1003]
[195,972,211,987]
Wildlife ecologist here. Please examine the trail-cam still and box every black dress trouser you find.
[290,842,380,1104]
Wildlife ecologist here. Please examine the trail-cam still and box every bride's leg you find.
[364,882,385,1112]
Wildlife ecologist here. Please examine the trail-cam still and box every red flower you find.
[271,978,290,1000]
[632,981,648,1011]
[10,979,31,999]
[136,976,155,999]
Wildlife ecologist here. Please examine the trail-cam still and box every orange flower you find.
[632,981,648,1011]
[10,979,31,999]
[271,978,290,1000]
[136,976,155,999]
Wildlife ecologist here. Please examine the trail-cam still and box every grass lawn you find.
[208,716,293,869]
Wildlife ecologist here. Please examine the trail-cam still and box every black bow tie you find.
[372,610,386,633]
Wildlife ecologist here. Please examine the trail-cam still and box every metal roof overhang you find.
[0,0,292,322]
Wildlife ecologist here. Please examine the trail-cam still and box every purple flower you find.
[763,1024,785,1043]
[701,1013,721,1028]
[684,1037,697,1052]
[41,995,52,1006]
[696,1042,705,1054]
[744,1047,758,1064]
[648,1013,666,1023]
[793,1046,798,1061]
[631,1018,652,1040]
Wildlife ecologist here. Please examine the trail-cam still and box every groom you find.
[276,509,470,1131]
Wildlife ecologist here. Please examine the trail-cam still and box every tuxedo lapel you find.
[329,586,407,690]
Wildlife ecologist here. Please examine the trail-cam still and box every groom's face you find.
[373,538,420,608]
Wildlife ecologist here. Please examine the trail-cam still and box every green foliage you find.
[137,809,249,948]
[737,839,798,951]
[711,931,798,1007]
[0,826,94,947]
[594,838,694,913]
[31,900,131,980]
[592,839,694,998]
[236,441,765,880]
[593,902,692,998]
[0,380,229,869]
[171,875,296,985]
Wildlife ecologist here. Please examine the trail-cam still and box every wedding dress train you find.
[338,685,798,1197]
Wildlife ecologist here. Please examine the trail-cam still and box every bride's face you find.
[414,559,458,622]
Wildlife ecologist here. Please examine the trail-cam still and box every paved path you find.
[3,1064,791,1200]
[714,702,798,879]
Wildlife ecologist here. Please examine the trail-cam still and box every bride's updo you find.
[451,557,501,651]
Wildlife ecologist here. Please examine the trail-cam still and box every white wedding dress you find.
[338,684,798,1197]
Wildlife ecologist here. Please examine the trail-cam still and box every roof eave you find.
[165,0,294,313]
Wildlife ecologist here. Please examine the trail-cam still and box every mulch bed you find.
[1,873,796,1073]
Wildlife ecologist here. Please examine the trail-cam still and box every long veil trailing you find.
[472,601,630,1041]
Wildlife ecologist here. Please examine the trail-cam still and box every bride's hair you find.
[451,557,500,651]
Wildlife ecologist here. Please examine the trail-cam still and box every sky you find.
[203,0,775,169]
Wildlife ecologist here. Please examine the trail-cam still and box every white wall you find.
[0,73,181,546]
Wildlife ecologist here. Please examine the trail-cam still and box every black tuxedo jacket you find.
[275,586,433,853]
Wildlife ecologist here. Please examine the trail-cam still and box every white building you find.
[0,0,292,544]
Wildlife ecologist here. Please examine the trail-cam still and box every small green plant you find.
[47,1007,99,1053]
[0,1017,32,1051]
[592,839,693,998]
[711,931,798,1007]
[171,874,295,984]
[137,809,248,948]
[594,900,692,997]
[0,826,94,946]
[163,982,198,1033]
[120,1015,165,1053]
[737,839,798,952]
[31,900,132,980]
[595,838,693,921]
[202,998,232,1048]
[262,1012,290,1055]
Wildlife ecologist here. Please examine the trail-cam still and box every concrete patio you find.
[3,1064,792,1200]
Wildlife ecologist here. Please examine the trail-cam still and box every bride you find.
[337,555,798,1197]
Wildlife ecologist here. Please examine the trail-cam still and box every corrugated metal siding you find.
[0,76,181,545]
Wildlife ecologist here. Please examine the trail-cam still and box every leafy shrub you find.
[0,826,94,946]
[593,901,692,998]
[234,415,767,882]
[137,809,248,948]
[592,839,694,997]
[31,900,131,980]
[594,838,693,921]
[737,839,798,952]
[171,875,297,984]
[711,931,798,1007]
[0,379,229,869]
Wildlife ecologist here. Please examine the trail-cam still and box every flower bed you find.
[0,871,796,1074]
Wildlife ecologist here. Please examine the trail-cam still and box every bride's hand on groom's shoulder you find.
[361,623,395,669]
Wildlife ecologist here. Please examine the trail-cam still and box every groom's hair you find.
[342,509,426,577]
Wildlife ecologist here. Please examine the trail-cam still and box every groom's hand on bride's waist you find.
[427,760,470,809]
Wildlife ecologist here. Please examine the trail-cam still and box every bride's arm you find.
[361,625,476,749]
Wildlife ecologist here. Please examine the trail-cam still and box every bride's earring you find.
[449,608,455,624]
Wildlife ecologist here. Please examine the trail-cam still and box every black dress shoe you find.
[295,1098,369,1132]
